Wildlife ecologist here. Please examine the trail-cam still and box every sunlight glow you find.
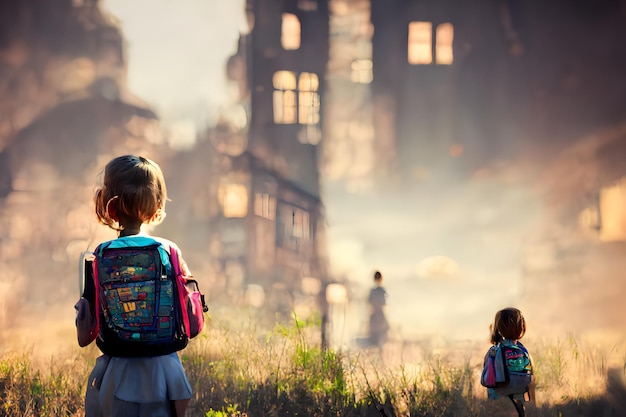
[219,183,249,218]
[326,283,348,304]
[245,284,265,308]
[415,256,460,279]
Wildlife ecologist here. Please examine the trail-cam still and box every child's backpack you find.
[89,236,208,357]
[481,341,533,397]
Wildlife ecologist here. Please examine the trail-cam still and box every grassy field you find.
[1,312,625,417]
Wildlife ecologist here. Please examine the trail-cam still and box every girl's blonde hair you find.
[490,307,526,344]
[94,155,168,231]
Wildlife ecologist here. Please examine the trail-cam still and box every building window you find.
[273,71,298,124]
[254,192,276,220]
[282,13,301,50]
[298,72,320,124]
[408,21,432,65]
[277,203,311,250]
[291,207,310,239]
[408,21,454,65]
[218,183,248,218]
[351,59,373,84]
[436,23,454,65]
[273,71,320,126]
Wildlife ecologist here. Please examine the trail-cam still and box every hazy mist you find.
[1,0,625,359]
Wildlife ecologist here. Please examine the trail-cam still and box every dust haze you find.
[0,0,625,361]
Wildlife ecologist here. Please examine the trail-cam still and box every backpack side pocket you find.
[183,279,208,338]
[481,344,510,389]
[170,246,208,339]
[75,297,98,347]
[481,348,498,388]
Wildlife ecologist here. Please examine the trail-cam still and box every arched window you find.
[273,71,320,127]
[273,71,298,124]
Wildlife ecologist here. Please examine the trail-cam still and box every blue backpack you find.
[91,236,197,357]
[481,341,532,397]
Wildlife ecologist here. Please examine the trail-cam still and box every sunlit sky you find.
[103,0,247,147]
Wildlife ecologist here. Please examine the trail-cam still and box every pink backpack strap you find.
[170,245,191,338]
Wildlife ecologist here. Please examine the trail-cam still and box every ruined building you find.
[189,0,626,332]
[3,0,626,345]
[322,0,626,334]
[170,0,331,321]
[0,0,332,335]
[325,0,626,184]
[0,0,168,345]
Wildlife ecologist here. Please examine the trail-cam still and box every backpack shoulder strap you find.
[79,251,95,298]
[494,343,509,383]
[169,244,183,277]
[168,244,191,337]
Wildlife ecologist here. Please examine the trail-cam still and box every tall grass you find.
[530,334,625,406]
[0,350,90,416]
[0,312,624,416]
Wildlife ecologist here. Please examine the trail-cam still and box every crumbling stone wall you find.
[0,0,163,347]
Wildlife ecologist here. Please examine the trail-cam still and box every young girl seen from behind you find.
[484,307,534,417]
[75,155,193,417]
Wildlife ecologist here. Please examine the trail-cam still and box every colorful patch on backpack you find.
[97,244,179,344]
[502,345,532,373]
[482,342,533,397]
